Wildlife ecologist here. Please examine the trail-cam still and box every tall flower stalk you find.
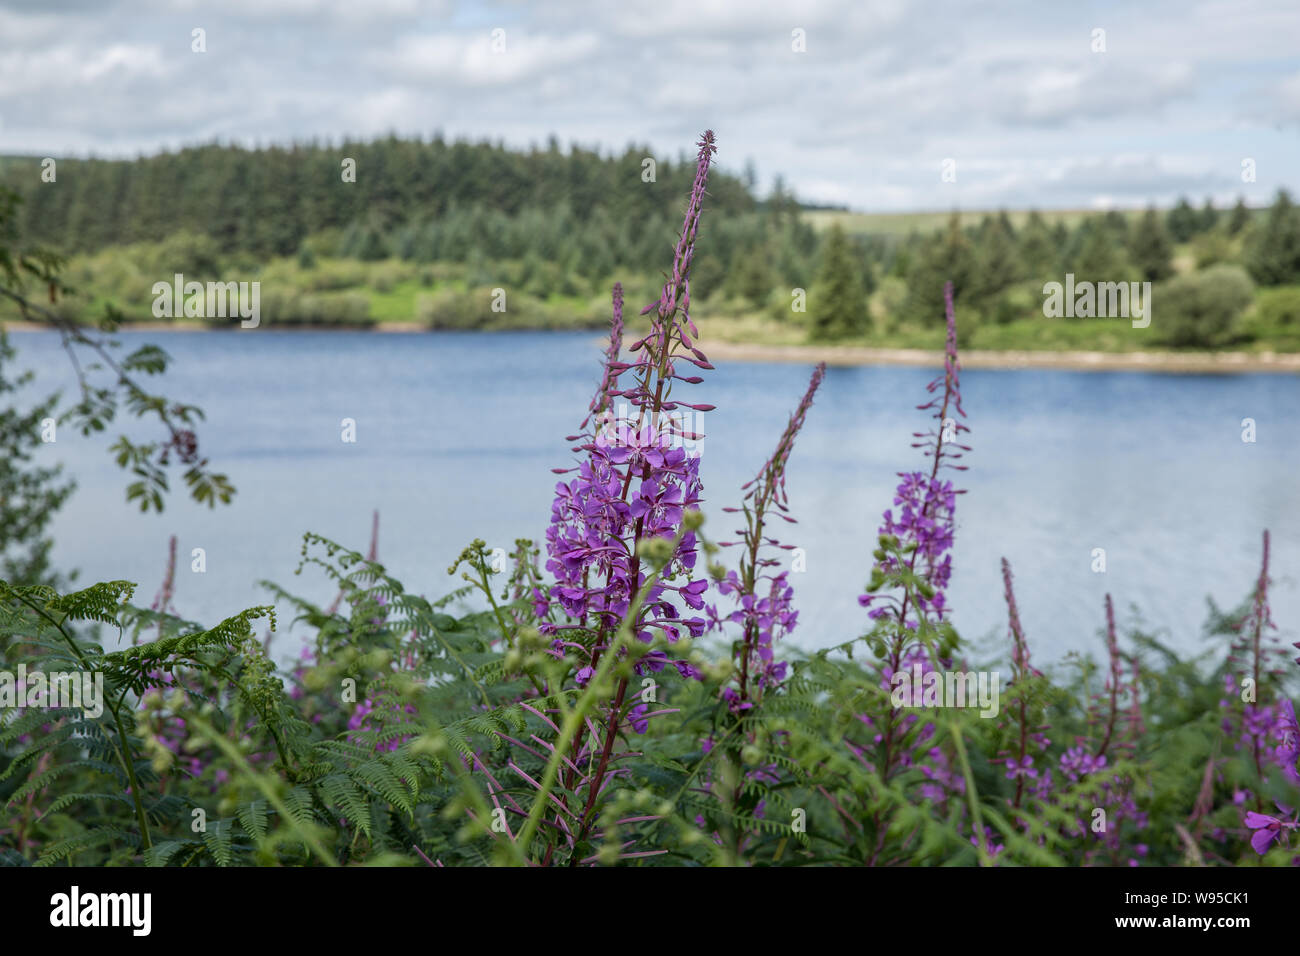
[861,279,969,662]
[858,280,970,793]
[1000,558,1045,810]
[529,131,718,862]
[714,362,825,712]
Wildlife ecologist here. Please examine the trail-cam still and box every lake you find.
[11,329,1299,668]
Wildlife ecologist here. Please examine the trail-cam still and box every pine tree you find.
[1167,196,1200,243]
[1199,197,1219,233]
[809,223,869,340]
[1227,197,1251,236]
[1245,189,1300,286]
[903,213,975,323]
[1017,210,1058,279]
[1129,207,1175,282]
[1063,218,1134,283]
[1102,210,1130,245]
[973,212,1020,300]
[1082,221,1132,279]
[735,244,771,308]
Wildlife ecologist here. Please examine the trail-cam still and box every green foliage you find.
[1016,210,1058,280]
[0,330,74,588]
[903,213,975,324]
[0,185,236,513]
[1156,264,1255,347]
[0,138,758,261]
[809,224,868,339]
[1167,196,1202,243]
[1245,189,1300,286]
[1254,285,1300,327]
[1065,217,1134,280]
[3,515,1292,868]
[972,213,1021,301]
[1129,208,1175,282]
[1227,197,1252,236]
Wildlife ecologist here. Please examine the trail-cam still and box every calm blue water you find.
[9,329,1299,666]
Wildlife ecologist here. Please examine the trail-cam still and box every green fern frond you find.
[35,826,140,866]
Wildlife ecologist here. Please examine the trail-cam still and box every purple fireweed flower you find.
[1244,807,1299,855]
[627,703,649,735]
[971,826,1005,862]
[708,365,824,711]
[861,281,970,634]
[1005,756,1038,780]
[1221,531,1296,801]
[539,132,718,687]
[1059,746,1108,781]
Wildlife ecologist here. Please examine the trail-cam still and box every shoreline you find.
[6,320,1298,373]
[695,340,1300,374]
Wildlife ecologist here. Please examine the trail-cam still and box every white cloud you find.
[0,0,1294,210]
[382,31,601,87]
[0,43,168,97]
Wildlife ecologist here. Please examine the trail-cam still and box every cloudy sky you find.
[1,0,1297,211]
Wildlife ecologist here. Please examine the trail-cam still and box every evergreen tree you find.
[1167,196,1200,242]
[1245,189,1300,286]
[809,223,869,340]
[1050,222,1070,252]
[1199,197,1219,233]
[1129,207,1175,282]
[1227,197,1252,235]
[1066,218,1132,281]
[734,244,771,308]
[1102,210,1130,245]
[973,212,1020,300]
[1017,210,1058,279]
[903,212,975,323]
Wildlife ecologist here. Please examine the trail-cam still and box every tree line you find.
[3,137,1299,347]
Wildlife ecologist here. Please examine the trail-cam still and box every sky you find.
[0,0,1297,212]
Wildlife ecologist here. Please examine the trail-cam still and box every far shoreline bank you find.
[6,320,1299,374]
[695,340,1300,374]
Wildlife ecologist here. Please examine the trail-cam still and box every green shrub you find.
[1155,264,1254,347]
[256,289,372,327]
[150,231,222,279]
[305,260,367,292]
[1191,230,1233,269]
[1254,285,1300,327]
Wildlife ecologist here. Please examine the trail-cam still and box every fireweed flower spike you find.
[528,132,718,862]
[1222,530,1295,811]
[850,284,970,858]
[712,362,826,712]
[998,558,1049,811]
[540,132,717,664]
[860,280,969,638]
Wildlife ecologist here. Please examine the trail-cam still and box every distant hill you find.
[803,205,1265,237]
[0,136,759,257]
